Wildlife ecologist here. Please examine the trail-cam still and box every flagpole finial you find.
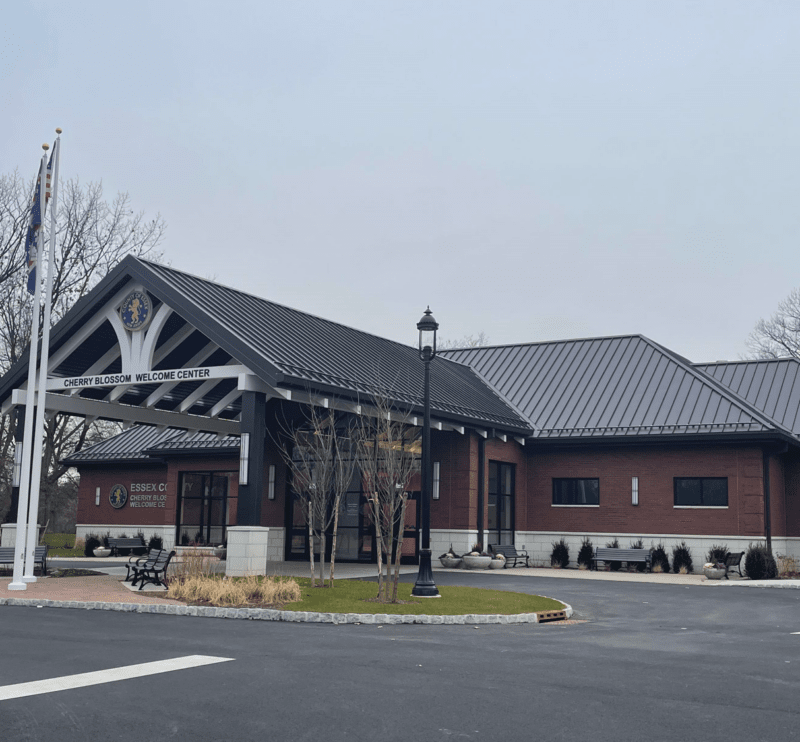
[42,143,49,151]
[55,128,62,134]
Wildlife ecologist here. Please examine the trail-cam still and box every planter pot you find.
[93,547,111,558]
[489,558,506,570]
[439,556,461,569]
[462,554,491,570]
[704,567,725,580]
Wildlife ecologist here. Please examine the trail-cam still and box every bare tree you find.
[437,331,490,350]
[746,288,800,360]
[279,405,357,587]
[355,398,420,603]
[0,171,165,524]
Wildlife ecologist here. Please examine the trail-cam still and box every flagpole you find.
[9,148,48,591]
[23,131,61,582]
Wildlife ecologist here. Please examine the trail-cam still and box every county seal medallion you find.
[109,483,128,509]
[120,291,153,331]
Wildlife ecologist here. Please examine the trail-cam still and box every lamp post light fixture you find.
[412,307,441,598]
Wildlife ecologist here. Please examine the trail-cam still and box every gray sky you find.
[4,1,799,362]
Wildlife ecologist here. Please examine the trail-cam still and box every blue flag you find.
[24,154,52,295]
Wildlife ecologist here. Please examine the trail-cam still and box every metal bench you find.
[489,544,530,568]
[124,548,163,583]
[107,536,146,557]
[131,550,176,590]
[592,547,651,572]
[724,551,745,579]
[0,545,48,576]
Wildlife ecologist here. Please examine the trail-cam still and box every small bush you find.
[744,544,778,580]
[777,553,800,578]
[707,544,729,565]
[550,538,569,568]
[651,543,670,573]
[672,541,693,574]
[629,538,646,572]
[147,534,164,551]
[577,537,594,569]
[604,538,622,571]
[168,575,302,607]
[84,534,101,557]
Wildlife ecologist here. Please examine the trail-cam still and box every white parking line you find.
[0,655,234,701]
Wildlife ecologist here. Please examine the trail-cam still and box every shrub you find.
[577,537,594,569]
[672,541,693,574]
[605,538,622,571]
[777,553,800,578]
[167,574,301,608]
[651,543,670,573]
[744,544,778,580]
[147,534,164,551]
[707,544,729,565]
[84,534,101,557]
[550,538,569,568]
[629,538,646,572]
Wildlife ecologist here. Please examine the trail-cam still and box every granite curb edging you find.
[0,597,573,625]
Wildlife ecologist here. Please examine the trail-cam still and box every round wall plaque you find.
[120,291,153,331]
[109,483,128,509]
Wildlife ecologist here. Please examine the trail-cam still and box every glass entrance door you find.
[487,461,515,546]
[176,471,236,546]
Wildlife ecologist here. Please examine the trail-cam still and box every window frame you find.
[673,477,728,508]
[552,478,600,507]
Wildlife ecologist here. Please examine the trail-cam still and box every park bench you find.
[489,544,530,568]
[723,551,745,579]
[0,545,48,576]
[107,536,146,557]
[124,548,163,583]
[592,547,651,572]
[131,550,176,590]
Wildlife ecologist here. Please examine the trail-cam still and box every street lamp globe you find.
[417,307,438,359]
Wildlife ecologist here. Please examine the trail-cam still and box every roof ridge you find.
[438,333,646,354]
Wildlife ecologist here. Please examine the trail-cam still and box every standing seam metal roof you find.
[441,335,794,439]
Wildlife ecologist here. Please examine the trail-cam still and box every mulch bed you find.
[49,569,106,578]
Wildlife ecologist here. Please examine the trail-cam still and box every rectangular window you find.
[552,478,599,506]
[674,477,728,507]
[488,461,515,546]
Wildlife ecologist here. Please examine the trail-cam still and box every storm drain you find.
[537,610,567,623]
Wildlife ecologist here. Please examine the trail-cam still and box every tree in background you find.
[0,170,165,524]
[746,288,800,360]
[437,331,490,350]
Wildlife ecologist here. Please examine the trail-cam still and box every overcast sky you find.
[4,1,799,362]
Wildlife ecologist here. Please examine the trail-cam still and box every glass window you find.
[674,478,728,506]
[488,461,515,546]
[552,478,599,505]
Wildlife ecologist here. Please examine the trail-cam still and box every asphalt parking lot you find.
[2,571,800,742]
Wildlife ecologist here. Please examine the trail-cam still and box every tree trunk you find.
[372,497,384,600]
[330,493,341,587]
[308,500,315,586]
[391,496,408,603]
[319,530,326,587]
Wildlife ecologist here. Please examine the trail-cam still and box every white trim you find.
[674,505,729,509]
[551,504,600,508]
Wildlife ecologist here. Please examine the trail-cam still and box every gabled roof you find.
[695,358,800,436]
[62,426,239,465]
[441,335,794,441]
[0,256,530,436]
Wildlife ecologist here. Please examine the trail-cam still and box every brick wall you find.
[527,443,768,537]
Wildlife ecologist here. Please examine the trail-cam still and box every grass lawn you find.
[41,533,83,557]
[283,578,565,615]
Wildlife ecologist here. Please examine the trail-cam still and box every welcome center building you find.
[2,256,799,573]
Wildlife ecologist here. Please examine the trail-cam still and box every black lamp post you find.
[411,307,441,598]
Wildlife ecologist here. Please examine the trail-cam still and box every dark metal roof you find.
[63,426,238,465]
[0,256,530,435]
[695,358,800,436]
[441,335,792,440]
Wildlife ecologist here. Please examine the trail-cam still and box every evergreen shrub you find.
[707,544,729,565]
[672,541,693,574]
[84,534,101,557]
[651,543,670,573]
[550,537,569,568]
[744,544,778,580]
[577,537,594,569]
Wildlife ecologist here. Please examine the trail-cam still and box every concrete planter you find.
[490,558,506,569]
[462,554,491,570]
[704,567,726,580]
[439,556,461,569]
[93,547,111,558]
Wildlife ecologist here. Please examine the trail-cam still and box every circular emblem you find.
[109,484,128,509]
[120,291,152,332]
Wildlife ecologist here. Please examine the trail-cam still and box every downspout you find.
[763,447,772,554]
[477,436,485,550]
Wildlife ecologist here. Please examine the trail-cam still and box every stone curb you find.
[0,597,572,625]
